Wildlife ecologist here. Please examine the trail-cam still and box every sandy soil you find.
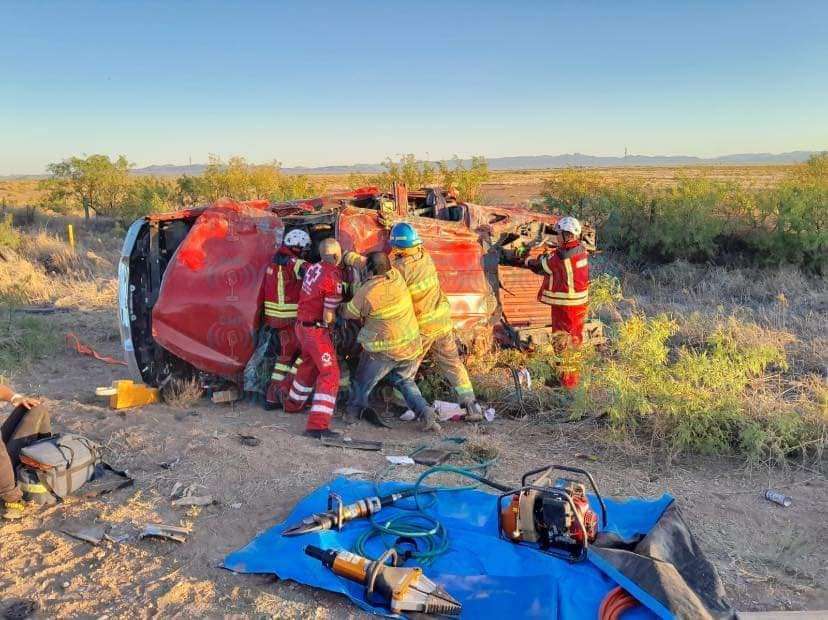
[1,307,826,619]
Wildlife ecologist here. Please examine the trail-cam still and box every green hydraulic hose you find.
[352,459,510,564]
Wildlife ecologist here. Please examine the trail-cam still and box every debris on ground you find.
[237,434,261,447]
[321,436,383,451]
[60,522,107,545]
[211,388,241,404]
[140,523,190,543]
[333,467,370,477]
[171,495,216,507]
[385,455,415,465]
[764,489,792,507]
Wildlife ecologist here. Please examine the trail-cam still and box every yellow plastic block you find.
[96,380,159,410]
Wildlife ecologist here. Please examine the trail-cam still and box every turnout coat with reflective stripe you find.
[390,248,452,338]
[263,247,307,328]
[342,268,422,361]
[532,241,589,307]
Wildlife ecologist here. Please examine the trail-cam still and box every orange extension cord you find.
[599,586,641,620]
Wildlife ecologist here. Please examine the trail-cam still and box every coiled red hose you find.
[599,586,640,620]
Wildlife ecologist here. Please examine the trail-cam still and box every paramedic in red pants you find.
[284,238,345,439]
[523,216,589,388]
[262,229,311,409]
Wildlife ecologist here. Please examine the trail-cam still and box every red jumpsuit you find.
[527,240,589,388]
[262,246,308,407]
[284,261,344,431]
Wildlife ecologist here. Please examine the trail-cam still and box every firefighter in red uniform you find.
[522,216,589,388]
[284,238,345,439]
[262,229,312,409]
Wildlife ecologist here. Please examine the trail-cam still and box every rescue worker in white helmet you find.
[344,222,484,421]
[518,216,589,389]
[262,228,311,409]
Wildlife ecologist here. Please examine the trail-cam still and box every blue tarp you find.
[224,477,675,619]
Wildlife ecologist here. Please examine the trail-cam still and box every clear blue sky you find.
[1,1,826,174]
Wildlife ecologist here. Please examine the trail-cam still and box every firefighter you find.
[284,238,345,439]
[522,216,589,388]
[341,252,440,432]
[344,222,483,421]
[262,229,311,410]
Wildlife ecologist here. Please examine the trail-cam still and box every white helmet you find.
[555,216,582,238]
[283,229,311,249]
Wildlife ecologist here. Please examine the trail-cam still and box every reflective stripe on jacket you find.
[391,248,452,338]
[533,242,589,308]
[263,248,307,327]
[341,267,422,360]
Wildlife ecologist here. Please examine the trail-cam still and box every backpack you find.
[19,434,102,499]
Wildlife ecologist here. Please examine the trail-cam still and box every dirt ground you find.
[0,304,826,618]
[1,174,826,618]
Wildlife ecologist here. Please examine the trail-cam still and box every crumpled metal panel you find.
[498,265,548,328]
[338,207,496,338]
[151,199,282,379]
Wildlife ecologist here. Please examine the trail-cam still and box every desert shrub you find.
[0,313,60,378]
[0,214,21,250]
[352,154,490,202]
[571,314,825,464]
[119,177,178,221]
[186,155,323,204]
[540,154,828,272]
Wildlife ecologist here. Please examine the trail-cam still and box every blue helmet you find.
[389,222,422,248]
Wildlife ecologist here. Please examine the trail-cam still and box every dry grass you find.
[162,377,205,409]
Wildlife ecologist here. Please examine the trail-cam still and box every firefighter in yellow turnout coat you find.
[341,252,440,432]
[345,222,483,422]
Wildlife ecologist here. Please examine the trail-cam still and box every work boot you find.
[464,401,484,422]
[2,500,28,520]
[263,394,282,411]
[304,428,342,440]
[342,408,361,426]
[418,407,441,433]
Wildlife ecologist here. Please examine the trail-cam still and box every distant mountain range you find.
[133,151,821,177]
[2,151,822,180]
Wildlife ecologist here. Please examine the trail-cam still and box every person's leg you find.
[386,359,431,416]
[430,332,476,406]
[0,439,20,503]
[305,331,340,432]
[266,327,300,407]
[345,352,393,420]
[5,405,51,465]
[551,306,587,389]
[1,404,49,511]
[285,327,318,413]
[278,327,302,396]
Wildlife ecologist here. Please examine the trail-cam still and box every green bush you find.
[572,314,826,464]
[540,154,828,273]
[0,214,21,250]
[351,154,490,202]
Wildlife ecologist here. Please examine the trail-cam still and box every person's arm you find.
[0,384,39,409]
[342,251,367,270]
[341,284,367,321]
[322,277,344,327]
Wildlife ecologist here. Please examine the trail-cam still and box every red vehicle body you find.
[118,187,592,385]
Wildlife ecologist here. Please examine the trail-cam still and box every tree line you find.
[38,153,491,222]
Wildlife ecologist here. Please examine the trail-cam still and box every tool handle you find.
[304,545,336,568]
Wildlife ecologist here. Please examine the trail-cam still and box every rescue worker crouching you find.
[344,222,483,421]
[340,252,440,433]
[263,229,311,410]
[520,216,589,389]
[284,238,345,439]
